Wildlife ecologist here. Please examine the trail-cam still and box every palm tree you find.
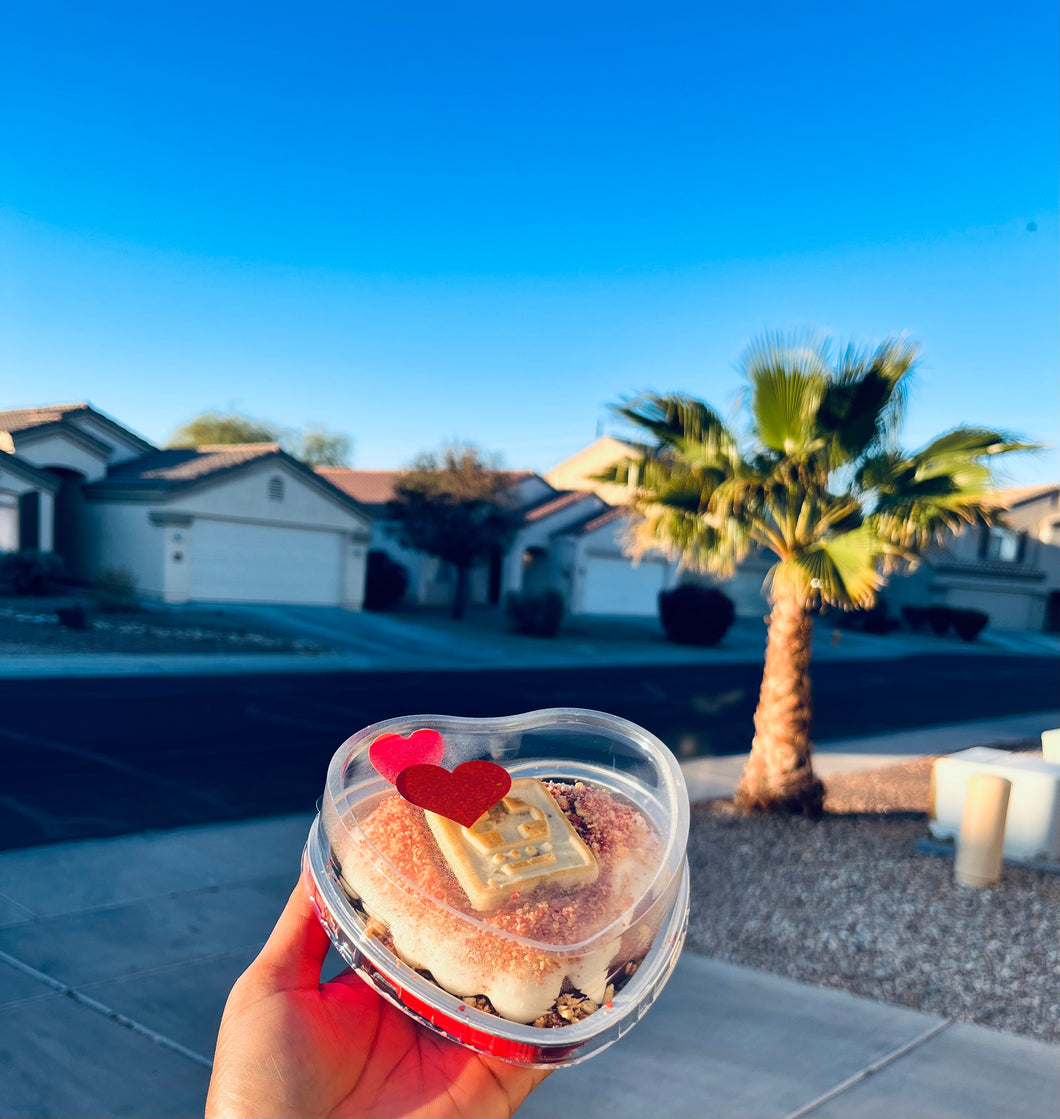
[603,333,1033,816]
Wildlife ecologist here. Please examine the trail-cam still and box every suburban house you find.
[543,436,774,617]
[884,483,1060,632]
[318,468,538,608]
[4,405,1056,630]
[321,460,687,617]
[545,437,1060,630]
[0,404,372,607]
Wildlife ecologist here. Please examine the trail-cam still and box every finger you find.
[251,877,332,990]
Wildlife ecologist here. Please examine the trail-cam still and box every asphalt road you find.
[0,653,1055,851]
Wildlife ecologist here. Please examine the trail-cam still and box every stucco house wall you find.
[319,469,556,610]
[503,492,608,599]
[82,502,167,598]
[172,460,362,531]
[85,459,371,607]
[61,411,152,465]
[877,486,1060,631]
[11,430,111,482]
[554,512,676,616]
[544,436,637,507]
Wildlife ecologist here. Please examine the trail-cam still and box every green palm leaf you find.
[605,332,1036,818]
[789,525,887,608]
[743,333,830,454]
[818,337,917,462]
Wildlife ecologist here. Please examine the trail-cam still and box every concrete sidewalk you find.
[1,715,1057,1119]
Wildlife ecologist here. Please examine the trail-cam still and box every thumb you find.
[251,877,332,990]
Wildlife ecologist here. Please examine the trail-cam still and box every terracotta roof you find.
[558,505,628,536]
[0,402,156,453]
[0,404,94,433]
[101,444,281,485]
[521,490,597,523]
[318,469,539,510]
[317,469,403,506]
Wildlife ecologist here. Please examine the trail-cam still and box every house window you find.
[268,476,284,502]
[980,526,1024,563]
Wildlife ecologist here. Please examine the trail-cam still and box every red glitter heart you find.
[396,760,512,828]
[369,729,446,785]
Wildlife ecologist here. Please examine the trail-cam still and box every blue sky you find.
[2,0,1057,484]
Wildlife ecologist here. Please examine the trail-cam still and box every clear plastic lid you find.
[315,709,689,1030]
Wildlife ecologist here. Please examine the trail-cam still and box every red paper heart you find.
[396,760,512,828]
[369,729,446,785]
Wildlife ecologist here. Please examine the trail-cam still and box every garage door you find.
[579,556,668,616]
[946,589,1034,630]
[189,520,343,605]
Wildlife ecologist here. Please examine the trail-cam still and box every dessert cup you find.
[303,707,690,1067]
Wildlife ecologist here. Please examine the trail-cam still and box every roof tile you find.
[318,469,539,509]
[102,444,280,485]
[521,490,596,522]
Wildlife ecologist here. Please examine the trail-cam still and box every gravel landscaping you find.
[0,596,328,655]
[687,753,1059,1044]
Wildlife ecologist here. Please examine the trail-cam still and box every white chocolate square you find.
[425,778,599,911]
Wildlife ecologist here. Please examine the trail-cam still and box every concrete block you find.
[0,993,211,1119]
[0,874,292,987]
[0,814,310,920]
[929,747,1060,862]
[0,957,55,1008]
[518,954,938,1119]
[807,1021,1060,1119]
[1042,727,1060,763]
[78,945,258,1058]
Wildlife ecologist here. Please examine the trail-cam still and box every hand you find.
[205,878,551,1119]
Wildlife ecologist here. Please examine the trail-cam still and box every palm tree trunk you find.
[733,589,825,816]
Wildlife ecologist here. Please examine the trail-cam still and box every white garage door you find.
[190,520,343,605]
[946,589,1034,630]
[580,556,668,616]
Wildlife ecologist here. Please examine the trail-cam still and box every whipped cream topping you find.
[333,780,663,1023]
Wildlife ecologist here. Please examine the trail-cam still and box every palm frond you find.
[741,332,830,455]
[863,426,1039,555]
[818,337,917,464]
[612,394,735,456]
[623,498,753,577]
[772,525,886,609]
[912,427,1037,475]
[604,338,1038,615]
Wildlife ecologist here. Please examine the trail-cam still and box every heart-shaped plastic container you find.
[302,708,690,1067]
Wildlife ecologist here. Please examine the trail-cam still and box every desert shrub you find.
[658,584,735,646]
[506,588,564,637]
[901,605,930,631]
[0,549,65,596]
[92,568,139,612]
[56,604,89,630]
[951,608,989,642]
[363,550,409,611]
[861,602,900,634]
[926,605,954,636]
[829,596,899,635]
